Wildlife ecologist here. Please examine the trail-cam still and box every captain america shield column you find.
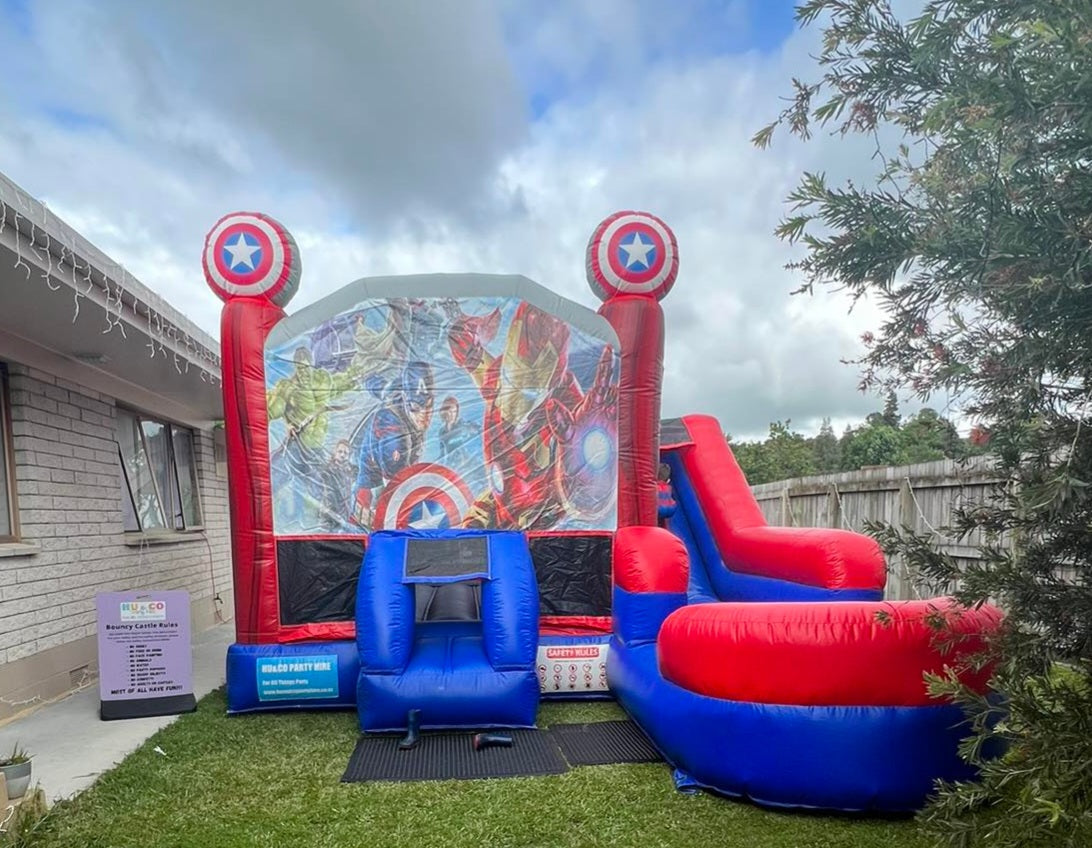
[203,212,301,644]
[586,211,678,527]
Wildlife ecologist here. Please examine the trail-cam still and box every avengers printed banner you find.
[265,295,619,534]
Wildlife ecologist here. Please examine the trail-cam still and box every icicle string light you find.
[11,211,31,280]
[0,188,222,387]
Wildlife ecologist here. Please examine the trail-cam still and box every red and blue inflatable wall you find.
[203,214,628,713]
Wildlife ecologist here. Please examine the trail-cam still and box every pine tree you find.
[881,390,900,428]
[757,2,1092,844]
[813,417,841,472]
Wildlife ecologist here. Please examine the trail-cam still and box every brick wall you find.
[0,363,232,717]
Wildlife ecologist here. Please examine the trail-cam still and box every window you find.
[0,365,18,542]
[116,409,203,533]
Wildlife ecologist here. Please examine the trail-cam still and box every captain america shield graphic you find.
[586,210,678,302]
[372,463,473,530]
[202,212,300,307]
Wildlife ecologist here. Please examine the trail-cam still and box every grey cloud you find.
[10,0,528,230]
[663,306,879,437]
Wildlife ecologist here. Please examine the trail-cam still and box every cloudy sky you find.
[0,0,910,439]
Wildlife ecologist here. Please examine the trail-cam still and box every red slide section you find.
[658,599,1001,706]
[678,414,886,591]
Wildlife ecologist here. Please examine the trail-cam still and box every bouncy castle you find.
[203,209,1001,812]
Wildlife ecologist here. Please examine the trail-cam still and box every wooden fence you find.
[749,456,1007,600]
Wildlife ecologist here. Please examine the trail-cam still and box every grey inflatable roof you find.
[267,273,619,349]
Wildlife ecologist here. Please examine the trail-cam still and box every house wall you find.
[0,363,232,721]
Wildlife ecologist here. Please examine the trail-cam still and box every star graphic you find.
[618,231,655,269]
[409,500,448,529]
[224,233,260,271]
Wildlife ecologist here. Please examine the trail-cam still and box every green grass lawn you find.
[19,692,931,848]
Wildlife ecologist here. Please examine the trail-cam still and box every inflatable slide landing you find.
[659,415,886,603]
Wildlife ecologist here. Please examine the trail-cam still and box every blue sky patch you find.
[41,106,112,133]
[504,0,798,122]
[0,0,32,37]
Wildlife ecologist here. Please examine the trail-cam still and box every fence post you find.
[827,484,841,529]
[894,475,917,600]
[780,487,792,526]
[898,477,915,532]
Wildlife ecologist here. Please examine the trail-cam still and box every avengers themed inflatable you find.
[204,209,1002,813]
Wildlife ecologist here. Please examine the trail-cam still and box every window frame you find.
[0,364,19,543]
[169,424,203,530]
[116,406,205,535]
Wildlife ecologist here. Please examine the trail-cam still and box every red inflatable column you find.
[219,299,285,642]
[202,213,302,644]
[598,296,664,526]
[586,211,679,527]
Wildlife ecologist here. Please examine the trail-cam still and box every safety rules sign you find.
[96,590,196,721]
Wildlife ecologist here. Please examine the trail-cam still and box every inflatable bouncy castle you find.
[203,210,1001,812]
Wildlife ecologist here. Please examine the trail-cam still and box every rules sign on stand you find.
[96,590,196,721]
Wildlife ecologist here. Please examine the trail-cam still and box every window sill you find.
[123,531,207,548]
[0,542,41,559]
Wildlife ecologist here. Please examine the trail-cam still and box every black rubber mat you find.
[549,720,663,766]
[341,729,569,783]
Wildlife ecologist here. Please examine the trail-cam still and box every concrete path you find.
[0,623,233,802]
